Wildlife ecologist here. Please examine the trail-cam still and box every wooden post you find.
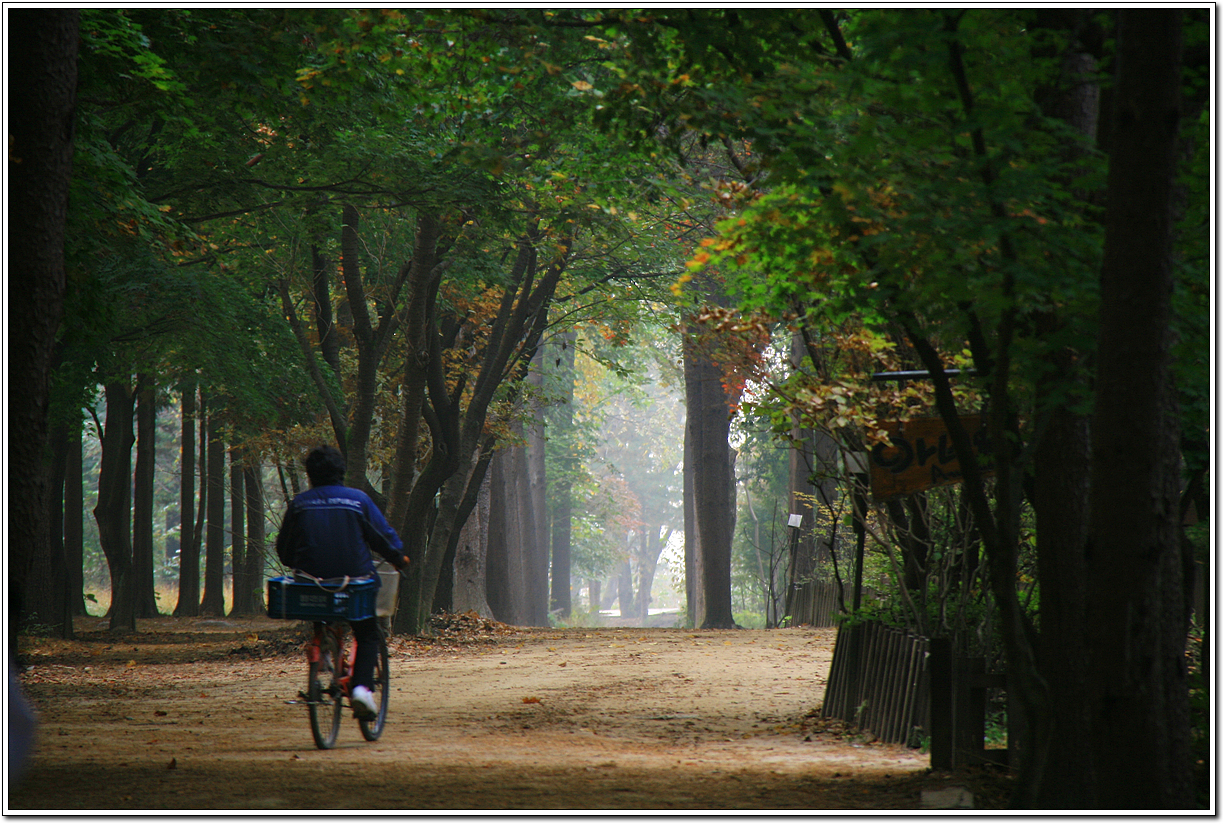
[929,637,952,769]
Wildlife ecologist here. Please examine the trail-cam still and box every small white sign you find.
[844,451,869,474]
[787,513,803,529]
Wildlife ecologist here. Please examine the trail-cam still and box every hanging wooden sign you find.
[868,415,992,500]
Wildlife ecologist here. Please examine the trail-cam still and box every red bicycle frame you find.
[307,624,357,699]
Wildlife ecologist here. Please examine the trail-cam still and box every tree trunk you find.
[525,349,550,627]
[683,413,701,627]
[229,447,249,615]
[95,380,137,633]
[635,526,665,624]
[200,412,226,616]
[66,415,86,616]
[548,329,577,619]
[28,416,72,637]
[683,316,737,629]
[1086,9,1189,809]
[8,8,79,649]
[311,241,341,377]
[132,377,159,618]
[1029,12,1101,807]
[243,463,266,613]
[174,383,200,617]
[486,449,513,624]
[386,213,444,532]
[453,468,493,618]
[487,442,535,626]
[616,559,634,620]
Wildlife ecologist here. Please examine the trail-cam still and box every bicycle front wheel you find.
[358,631,390,741]
[308,629,342,749]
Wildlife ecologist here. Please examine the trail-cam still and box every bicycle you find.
[268,563,399,750]
[302,618,389,749]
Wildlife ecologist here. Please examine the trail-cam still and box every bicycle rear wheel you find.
[358,631,390,741]
[308,628,342,749]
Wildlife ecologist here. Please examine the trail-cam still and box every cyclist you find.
[275,444,408,720]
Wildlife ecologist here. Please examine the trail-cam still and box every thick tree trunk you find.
[8,8,79,649]
[174,384,200,617]
[485,448,517,624]
[386,213,444,532]
[66,416,86,616]
[1029,14,1100,807]
[200,413,226,616]
[1086,9,1189,809]
[28,417,72,637]
[683,317,737,629]
[95,380,137,632]
[615,559,634,619]
[453,468,493,619]
[229,447,249,615]
[132,377,159,618]
[242,462,266,613]
[487,441,538,626]
[683,416,701,627]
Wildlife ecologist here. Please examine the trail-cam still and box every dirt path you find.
[8,615,1010,811]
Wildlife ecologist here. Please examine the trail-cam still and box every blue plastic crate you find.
[266,576,378,621]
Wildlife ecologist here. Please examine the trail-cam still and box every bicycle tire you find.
[308,628,342,749]
[358,630,390,741]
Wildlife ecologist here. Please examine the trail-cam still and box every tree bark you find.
[229,447,249,615]
[634,525,667,624]
[95,380,137,632]
[132,376,159,618]
[525,348,550,626]
[1029,12,1101,807]
[386,213,444,531]
[243,462,266,613]
[683,315,737,629]
[311,241,341,377]
[615,559,634,619]
[1086,9,1189,809]
[66,415,86,616]
[200,412,226,616]
[8,8,79,649]
[174,383,200,617]
[28,417,72,636]
[487,440,537,626]
[683,413,701,627]
[548,328,577,619]
[453,467,493,618]
[485,447,518,624]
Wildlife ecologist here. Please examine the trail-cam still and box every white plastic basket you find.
[375,560,400,618]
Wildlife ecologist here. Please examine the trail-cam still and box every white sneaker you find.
[351,685,377,720]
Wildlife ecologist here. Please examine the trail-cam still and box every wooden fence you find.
[820,620,930,746]
[787,579,881,628]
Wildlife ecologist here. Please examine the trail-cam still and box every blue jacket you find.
[274,484,405,580]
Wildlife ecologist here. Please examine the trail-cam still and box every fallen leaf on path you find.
[522,696,541,704]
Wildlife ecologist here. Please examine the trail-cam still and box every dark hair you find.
[304,444,345,487]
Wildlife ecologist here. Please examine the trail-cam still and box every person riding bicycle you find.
[275,444,408,720]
